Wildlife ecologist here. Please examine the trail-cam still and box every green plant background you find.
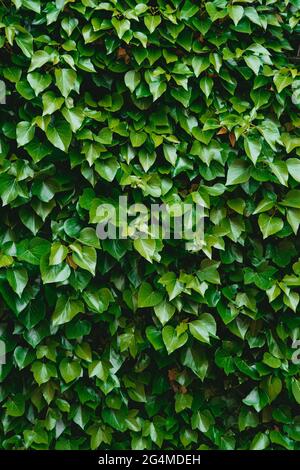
[0,0,300,451]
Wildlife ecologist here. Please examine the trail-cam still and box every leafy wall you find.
[0,0,300,451]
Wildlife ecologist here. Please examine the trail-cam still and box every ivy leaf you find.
[257,120,280,151]
[40,254,71,284]
[133,239,159,263]
[31,361,57,385]
[226,160,250,185]
[14,346,35,370]
[7,268,28,297]
[137,282,163,308]
[250,433,270,450]
[162,325,188,354]
[59,358,82,383]
[258,214,284,239]
[45,119,72,152]
[55,68,77,98]
[244,135,262,165]
[291,378,300,405]
[70,243,97,276]
[52,296,84,326]
[27,72,51,96]
[191,409,214,433]
[281,190,300,209]
[16,121,35,146]
[274,72,293,93]
[83,288,113,313]
[181,346,208,381]
[124,70,141,93]
[200,77,213,98]
[28,50,51,72]
[189,313,217,344]
[154,300,175,325]
[144,15,161,33]
[4,394,25,417]
[287,159,300,182]
[49,242,68,266]
[42,91,64,115]
[244,55,261,75]
[228,5,244,26]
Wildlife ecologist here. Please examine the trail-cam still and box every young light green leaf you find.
[258,214,284,239]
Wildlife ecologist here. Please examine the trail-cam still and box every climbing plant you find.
[0,0,300,450]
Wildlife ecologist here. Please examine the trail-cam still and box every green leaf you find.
[27,72,52,96]
[14,346,35,370]
[111,17,130,39]
[250,432,270,450]
[0,174,19,206]
[17,237,50,265]
[42,91,64,115]
[45,119,72,152]
[244,135,261,165]
[191,56,210,77]
[291,378,300,405]
[287,159,300,182]
[281,190,300,209]
[59,358,82,383]
[16,121,35,146]
[258,214,284,239]
[244,55,261,75]
[40,254,71,283]
[226,160,250,185]
[269,161,288,186]
[181,346,208,381]
[77,228,100,248]
[124,70,141,93]
[189,313,217,344]
[257,120,280,151]
[163,144,177,166]
[191,409,214,433]
[52,296,84,326]
[83,288,113,314]
[133,239,159,263]
[145,326,164,351]
[29,50,51,72]
[19,207,43,235]
[175,393,193,413]
[31,361,57,385]
[61,17,79,36]
[274,72,293,93]
[5,394,25,417]
[137,282,163,308]
[228,5,244,26]
[49,242,68,265]
[162,325,188,354]
[154,300,175,325]
[243,387,269,412]
[55,68,77,98]
[287,208,300,235]
[62,107,84,132]
[95,158,119,182]
[144,15,161,34]
[70,243,97,275]
[7,268,28,297]
[21,0,41,14]
[200,77,213,98]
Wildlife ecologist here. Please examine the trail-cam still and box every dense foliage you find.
[0,0,300,451]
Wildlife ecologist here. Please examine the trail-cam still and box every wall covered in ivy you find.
[0,0,300,450]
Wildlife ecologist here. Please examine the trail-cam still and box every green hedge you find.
[1,0,300,451]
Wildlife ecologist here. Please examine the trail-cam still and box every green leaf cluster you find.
[0,0,300,451]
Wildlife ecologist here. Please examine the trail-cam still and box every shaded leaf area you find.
[0,0,300,451]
